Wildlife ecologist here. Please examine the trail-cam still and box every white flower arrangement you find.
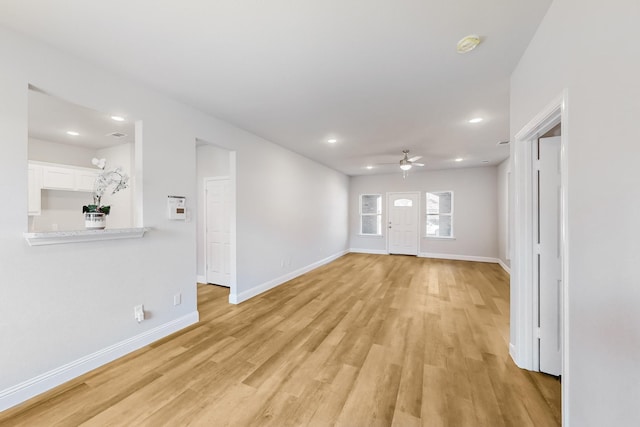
[82,158,129,215]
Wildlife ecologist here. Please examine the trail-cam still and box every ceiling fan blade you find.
[413,162,424,167]
[408,155,422,162]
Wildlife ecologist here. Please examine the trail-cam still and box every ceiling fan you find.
[399,150,424,171]
[369,150,425,177]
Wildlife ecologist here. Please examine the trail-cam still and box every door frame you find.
[511,90,569,423]
[386,191,421,255]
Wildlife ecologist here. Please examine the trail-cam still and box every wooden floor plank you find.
[0,254,560,426]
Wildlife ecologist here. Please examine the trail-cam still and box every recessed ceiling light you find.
[111,115,125,122]
[456,34,481,54]
[66,131,79,136]
[468,117,483,124]
[455,158,463,162]
[366,165,373,170]
[327,139,337,144]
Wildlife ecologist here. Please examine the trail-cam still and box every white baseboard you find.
[349,248,388,255]
[418,252,500,264]
[498,260,511,274]
[0,311,199,412]
[509,342,518,365]
[229,250,348,304]
[196,275,206,284]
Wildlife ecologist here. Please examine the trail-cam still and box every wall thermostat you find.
[167,195,186,220]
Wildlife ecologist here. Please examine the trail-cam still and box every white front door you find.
[388,192,419,255]
[537,136,562,376]
[205,178,231,287]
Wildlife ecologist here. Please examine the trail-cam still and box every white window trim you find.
[425,190,454,239]
[359,194,382,236]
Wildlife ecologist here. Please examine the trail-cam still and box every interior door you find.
[538,136,562,376]
[206,178,231,287]
[388,192,419,255]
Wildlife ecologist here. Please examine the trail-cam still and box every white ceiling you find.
[1,0,552,175]
[28,87,135,149]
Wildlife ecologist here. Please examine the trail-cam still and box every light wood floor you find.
[0,254,560,426]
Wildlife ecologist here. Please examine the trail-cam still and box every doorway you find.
[387,192,420,255]
[195,141,237,303]
[512,91,569,424]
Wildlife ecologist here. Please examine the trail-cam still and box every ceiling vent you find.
[109,132,127,138]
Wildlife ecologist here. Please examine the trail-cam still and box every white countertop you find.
[24,227,147,246]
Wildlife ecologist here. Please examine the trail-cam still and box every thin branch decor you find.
[82,158,129,229]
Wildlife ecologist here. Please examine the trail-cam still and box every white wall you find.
[0,24,349,410]
[510,0,640,424]
[31,190,89,232]
[196,143,231,280]
[235,140,349,300]
[349,167,498,260]
[28,138,97,167]
[497,159,510,270]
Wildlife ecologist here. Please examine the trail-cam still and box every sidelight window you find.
[426,191,453,238]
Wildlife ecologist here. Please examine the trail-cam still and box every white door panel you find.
[538,136,562,376]
[206,178,231,287]
[388,192,419,255]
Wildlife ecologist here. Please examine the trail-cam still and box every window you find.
[426,191,453,238]
[360,194,382,235]
[393,198,413,207]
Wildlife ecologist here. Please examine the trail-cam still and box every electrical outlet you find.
[173,293,181,306]
[134,304,144,322]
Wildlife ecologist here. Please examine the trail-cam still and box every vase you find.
[84,212,106,230]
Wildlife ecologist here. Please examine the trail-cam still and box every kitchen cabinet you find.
[28,164,42,215]
[28,161,100,216]
[42,165,75,190]
[31,161,99,192]
[75,170,99,192]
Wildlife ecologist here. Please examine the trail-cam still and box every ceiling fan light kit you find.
[398,149,425,178]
